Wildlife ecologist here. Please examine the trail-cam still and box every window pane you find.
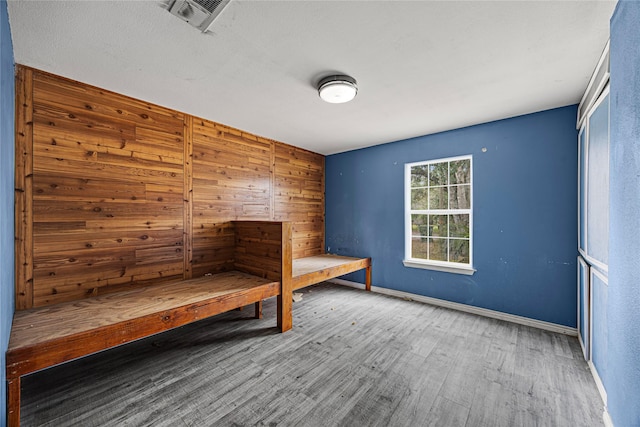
[429,238,448,261]
[429,215,447,237]
[449,239,470,263]
[450,159,471,185]
[411,188,428,210]
[411,165,429,187]
[429,163,448,186]
[412,237,428,259]
[449,214,469,238]
[411,214,429,237]
[449,184,471,209]
[405,156,472,268]
[429,187,448,210]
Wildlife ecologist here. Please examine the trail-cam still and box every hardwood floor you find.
[21,283,603,426]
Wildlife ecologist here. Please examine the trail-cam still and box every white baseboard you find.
[588,360,608,406]
[329,278,578,336]
[603,407,614,427]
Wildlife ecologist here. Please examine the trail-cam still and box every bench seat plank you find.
[7,271,279,379]
[292,254,371,291]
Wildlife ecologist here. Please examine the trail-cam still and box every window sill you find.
[403,260,476,276]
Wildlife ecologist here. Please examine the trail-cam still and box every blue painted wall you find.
[326,106,578,326]
[0,0,14,424]
[608,1,640,425]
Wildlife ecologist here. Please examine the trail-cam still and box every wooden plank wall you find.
[274,144,324,259]
[191,119,273,277]
[14,66,324,309]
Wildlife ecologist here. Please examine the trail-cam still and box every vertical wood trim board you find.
[278,221,293,332]
[14,66,325,308]
[14,66,34,309]
[183,115,194,280]
[270,139,276,221]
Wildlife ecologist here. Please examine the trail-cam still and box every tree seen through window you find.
[407,156,472,266]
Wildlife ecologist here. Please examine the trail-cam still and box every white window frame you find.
[403,155,475,275]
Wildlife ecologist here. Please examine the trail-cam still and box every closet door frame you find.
[577,255,590,360]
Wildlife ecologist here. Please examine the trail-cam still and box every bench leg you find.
[277,276,292,332]
[277,294,292,332]
[365,265,372,291]
[254,300,263,319]
[7,376,20,426]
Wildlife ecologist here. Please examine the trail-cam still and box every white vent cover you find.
[168,0,231,32]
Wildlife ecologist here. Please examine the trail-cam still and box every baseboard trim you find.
[588,360,608,406]
[603,407,614,427]
[329,279,578,336]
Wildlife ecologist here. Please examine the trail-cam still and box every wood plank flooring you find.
[20,283,604,426]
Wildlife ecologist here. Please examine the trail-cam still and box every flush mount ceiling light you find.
[318,75,358,104]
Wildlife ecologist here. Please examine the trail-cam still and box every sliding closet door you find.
[585,89,610,270]
[577,86,609,398]
[577,86,609,372]
[576,43,609,405]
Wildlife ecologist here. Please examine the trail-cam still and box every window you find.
[404,155,474,275]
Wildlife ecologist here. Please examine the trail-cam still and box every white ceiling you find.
[7,0,616,155]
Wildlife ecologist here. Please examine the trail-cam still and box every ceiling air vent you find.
[168,0,231,32]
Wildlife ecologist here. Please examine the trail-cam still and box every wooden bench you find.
[6,220,293,426]
[292,253,371,291]
[5,222,371,426]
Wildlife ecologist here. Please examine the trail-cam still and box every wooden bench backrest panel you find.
[233,220,293,331]
[233,221,291,281]
[15,66,324,310]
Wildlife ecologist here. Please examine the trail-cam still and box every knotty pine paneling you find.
[191,119,273,277]
[14,67,34,309]
[274,144,325,259]
[15,66,325,309]
[26,69,185,307]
